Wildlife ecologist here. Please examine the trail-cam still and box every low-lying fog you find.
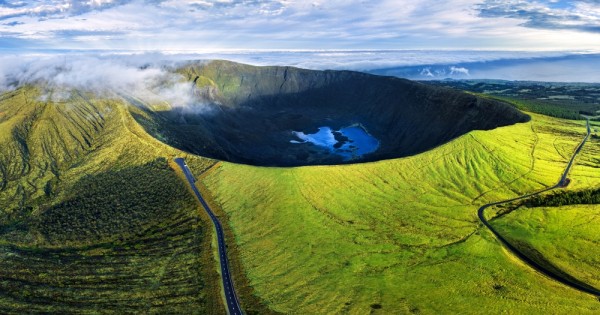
[1,50,600,96]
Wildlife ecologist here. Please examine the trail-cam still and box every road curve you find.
[478,120,600,296]
[175,158,244,315]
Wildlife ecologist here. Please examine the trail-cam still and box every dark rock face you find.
[137,60,529,166]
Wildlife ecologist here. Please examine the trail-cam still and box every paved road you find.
[478,120,600,296]
[175,158,244,315]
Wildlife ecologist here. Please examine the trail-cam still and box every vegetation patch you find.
[492,205,600,290]
[427,80,600,120]
[0,159,224,314]
[36,158,192,245]
[0,87,223,314]
[527,187,600,207]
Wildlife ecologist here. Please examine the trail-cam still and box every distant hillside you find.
[425,80,600,120]
[135,60,530,166]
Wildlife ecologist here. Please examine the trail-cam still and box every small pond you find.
[291,124,379,161]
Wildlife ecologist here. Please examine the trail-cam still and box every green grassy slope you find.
[199,113,600,314]
[485,133,600,296]
[2,78,598,314]
[0,87,222,313]
[570,121,600,189]
[492,205,600,291]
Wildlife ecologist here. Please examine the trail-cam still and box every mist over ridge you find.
[0,54,217,113]
[129,60,529,166]
[2,51,600,89]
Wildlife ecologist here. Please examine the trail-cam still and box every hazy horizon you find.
[2,50,600,84]
[3,1,600,82]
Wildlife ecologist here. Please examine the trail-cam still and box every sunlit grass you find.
[492,204,600,290]
[200,112,600,313]
[3,84,599,314]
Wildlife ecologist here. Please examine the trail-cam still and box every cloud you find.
[367,52,600,82]
[175,49,580,72]
[0,0,600,51]
[477,0,600,33]
[185,0,287,15]
[0,1,28,9]
[449,66,469,76]
[2,20,22,26]
[0,0,137,20]
[420,67,434,77]
[2,50,600,99]
[0,54,210,112]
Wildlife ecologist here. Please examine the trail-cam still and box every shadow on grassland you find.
[0,159,225,314]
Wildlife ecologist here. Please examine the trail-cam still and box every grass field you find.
[0,87,223,313]
[492,204,600,291]
[199,112,600,314]
[2,84,600,314]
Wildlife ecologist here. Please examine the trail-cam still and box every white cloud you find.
[0,1,600,51]
[0,54,209,112]
[478,0,600,33]
[450,66,469,76]
[420,67,435,77]
[175,49,583,71]
[0,0,132,20]
[3,50,600,90]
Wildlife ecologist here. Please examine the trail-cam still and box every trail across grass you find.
[478,120,600,296]
[493,205,600,291]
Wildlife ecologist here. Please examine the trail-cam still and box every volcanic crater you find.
[134,60,529,166]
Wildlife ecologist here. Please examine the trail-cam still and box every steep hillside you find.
[135,60,529,166]
[197,113,600,313]
[0,87,109,218]
[492,204,600,291]
[0,87,222,313]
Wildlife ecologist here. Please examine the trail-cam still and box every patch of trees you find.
[36,158,195,245]
[427,80,600,120]
[527,188,600,207]
[502,98,589,120]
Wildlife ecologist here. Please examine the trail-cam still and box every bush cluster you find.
[528,188,600,207]
[37,158,193,244]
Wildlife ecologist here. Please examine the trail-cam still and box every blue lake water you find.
[291,125,379,160]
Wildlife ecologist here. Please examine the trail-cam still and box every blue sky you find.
[1,0,600,52]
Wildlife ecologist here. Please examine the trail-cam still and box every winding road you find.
[173,119,597,313]
[478,120,600,296]
[174,158,244,315]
